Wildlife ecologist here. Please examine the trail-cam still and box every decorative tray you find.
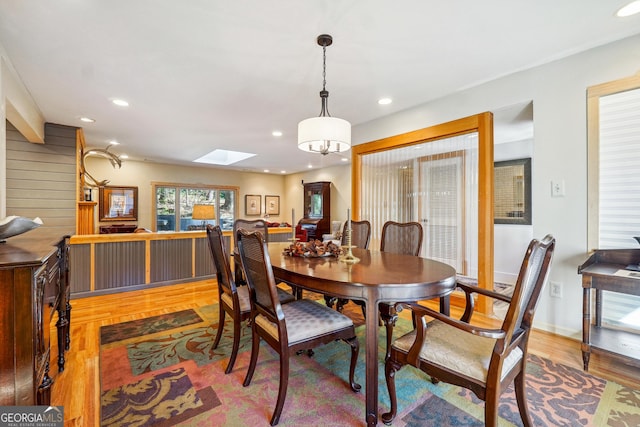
[283,240,343,258]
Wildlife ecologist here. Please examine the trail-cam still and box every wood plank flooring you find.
[49,280,640,426]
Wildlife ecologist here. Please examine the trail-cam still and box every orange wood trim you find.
[476,112,494,315]
[76,201,97,235]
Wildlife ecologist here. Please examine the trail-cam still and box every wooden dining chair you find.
[378,221,423,359]
[236,229,361,426]
[205,225,294,374]
[381,234,556,426]
[233,219,269,285]
[325,220,372,311]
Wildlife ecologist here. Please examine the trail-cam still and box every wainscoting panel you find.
[95,241,146,290]
[150,238,192,282]
[69,243,91,294]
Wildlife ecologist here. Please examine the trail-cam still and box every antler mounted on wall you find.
[80,145,123,187]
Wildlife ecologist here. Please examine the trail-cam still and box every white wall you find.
[351,34,640,337]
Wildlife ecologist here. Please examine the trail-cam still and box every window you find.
[153,183,237,231]
[587,73,640,332]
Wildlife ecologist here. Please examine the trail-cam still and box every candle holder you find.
[340,224,360,264]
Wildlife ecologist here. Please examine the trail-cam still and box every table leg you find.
[364,294,379,426]
[582,287,591,371]
[595,289,602,327]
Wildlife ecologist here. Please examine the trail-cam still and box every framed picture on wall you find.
[494,158,531,225]
[99,186,138,221]
[265,195,280,215]
[245,194,261,216]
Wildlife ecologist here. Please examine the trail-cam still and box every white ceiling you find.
[1,1,639,174]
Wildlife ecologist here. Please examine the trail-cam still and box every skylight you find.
[193,149,256,166]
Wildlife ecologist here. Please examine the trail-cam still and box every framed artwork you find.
[99,186,138,221]
[265,195,280,215]
[494,158,531,225]
[245,194,261,216]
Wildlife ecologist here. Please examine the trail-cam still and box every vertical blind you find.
[598,86,640,331]
[360,133,478,273]
[599,87,640,248]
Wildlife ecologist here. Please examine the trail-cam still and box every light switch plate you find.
[551,180,565,197]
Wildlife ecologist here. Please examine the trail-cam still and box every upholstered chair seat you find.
[255,299,355,345]
[391,322,523,382]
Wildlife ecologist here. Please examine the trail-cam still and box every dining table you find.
[267,242,457,426]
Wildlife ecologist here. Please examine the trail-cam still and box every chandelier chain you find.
[322,43,327,92]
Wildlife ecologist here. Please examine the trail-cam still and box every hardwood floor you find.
[49,280,640,426]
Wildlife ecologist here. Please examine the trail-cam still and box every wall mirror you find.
[494,158,531,224]
[99,186,138,221]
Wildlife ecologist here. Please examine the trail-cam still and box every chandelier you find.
[298,34,351,155]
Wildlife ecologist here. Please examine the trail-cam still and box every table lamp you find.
[192,204,215,229]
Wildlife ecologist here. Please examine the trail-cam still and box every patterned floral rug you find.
[99,302,640,426]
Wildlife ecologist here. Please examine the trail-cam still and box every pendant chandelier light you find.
[298,34,351,155]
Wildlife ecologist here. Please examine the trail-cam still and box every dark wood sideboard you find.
[0,228,71,406]
[578,248,640,371]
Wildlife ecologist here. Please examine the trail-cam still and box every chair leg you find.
[345,336,362,392]
[484,391,499,427]
[381,359,400,425]
[324,294,337,309]
[270,351,290,426]
[515,371,534,427]
[212,307,226,349]
[224,313,241,374]
[242,327,261,387]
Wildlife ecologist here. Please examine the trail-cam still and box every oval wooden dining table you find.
[267,242,457,426]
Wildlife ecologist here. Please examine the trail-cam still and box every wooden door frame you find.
[351,112,494,314]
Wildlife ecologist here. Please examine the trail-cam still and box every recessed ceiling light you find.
[193,149,256,166]
[307,164,313,169]
[264,169,270,173]
[378,98,392,105]
[79,117,95,123]
[120,154,129,159]
[617,0,640,17]
[112,99,129,107]
[272,131,283,137]
[281,170,286,174]
[341,157,348,162]
[108,140,120,145]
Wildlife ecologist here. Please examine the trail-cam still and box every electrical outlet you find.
[549,281,563,298]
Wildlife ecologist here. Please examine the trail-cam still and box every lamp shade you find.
[192,204,215,220]
[298,116,351,154]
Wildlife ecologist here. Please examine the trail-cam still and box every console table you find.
[578,249,640,371]
[0,228,71,405]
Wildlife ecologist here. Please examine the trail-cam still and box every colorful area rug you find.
[100,302,640,426]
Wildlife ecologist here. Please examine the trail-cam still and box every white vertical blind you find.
[599,87,640,248]
[360,133,478,273]
[598,86,640,331]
